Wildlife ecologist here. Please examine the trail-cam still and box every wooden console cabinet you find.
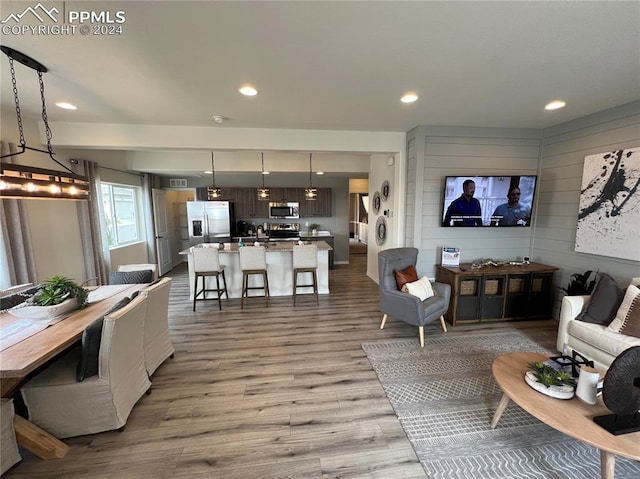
[436,262,558,326]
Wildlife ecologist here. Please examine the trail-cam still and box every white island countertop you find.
[179,241,332,255]
[179,242,332,299]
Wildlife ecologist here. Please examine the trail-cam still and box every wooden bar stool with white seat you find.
[239,246,269,309]
[192,247,228,311]
[293,243,318,305]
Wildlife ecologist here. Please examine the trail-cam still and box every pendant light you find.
[257,152,270,201]
[207,152,222,199]
[304,153,317,200]
[0,46,89,200]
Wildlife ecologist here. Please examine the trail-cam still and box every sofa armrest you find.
[556,295,590,354]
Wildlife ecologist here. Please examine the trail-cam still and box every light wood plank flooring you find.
[7,255,557,478]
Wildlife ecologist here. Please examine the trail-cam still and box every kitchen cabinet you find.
[300,188,332,217]
[269,188,302,203]
[435,262,557,326]
[234,188,268,218]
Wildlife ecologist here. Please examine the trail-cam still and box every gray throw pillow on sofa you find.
[76,297,131,382]
[576,273,624,325]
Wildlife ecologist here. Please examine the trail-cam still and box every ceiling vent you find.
[169,178,188,188]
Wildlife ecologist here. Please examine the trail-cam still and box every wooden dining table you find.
[0,283,143,460]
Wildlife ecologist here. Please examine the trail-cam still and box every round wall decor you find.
[375,216,387,246]
[381,180,390,202]
[372,191,381,215]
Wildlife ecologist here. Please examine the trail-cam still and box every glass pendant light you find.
[304,153,317,200]
[208,152,222,199]
[257,152,270,201]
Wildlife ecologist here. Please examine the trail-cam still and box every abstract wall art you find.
[575,147,640,260]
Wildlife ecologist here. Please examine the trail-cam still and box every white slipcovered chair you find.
[139,277,175,376]
[21,295,151,438]
[1,398,21,475]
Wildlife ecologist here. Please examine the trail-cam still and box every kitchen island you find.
[179,241,332,299]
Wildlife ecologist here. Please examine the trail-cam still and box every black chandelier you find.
[0,46,89,200]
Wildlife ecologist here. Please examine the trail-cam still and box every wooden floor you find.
[7,255,557,478]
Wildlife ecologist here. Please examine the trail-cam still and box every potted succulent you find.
[308,223,320,236]
[28,275,88,312]
[525,361,575,399]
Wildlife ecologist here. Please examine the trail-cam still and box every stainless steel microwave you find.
[269,202,299,219]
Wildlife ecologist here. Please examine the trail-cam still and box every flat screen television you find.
[441,175,537,227]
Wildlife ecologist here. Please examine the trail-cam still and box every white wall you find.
[367,154,398,281]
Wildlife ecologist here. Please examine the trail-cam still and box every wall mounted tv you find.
[442,175,537,227]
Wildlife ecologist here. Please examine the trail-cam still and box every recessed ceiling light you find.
[401,92,418,103]
[212,115,226,123]
[56,102,77,110]
[545,100,566,111]
[239,85,258,96]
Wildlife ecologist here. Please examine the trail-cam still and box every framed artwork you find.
[574,147,640,260]
[375,217,387,246]
[381,180,390,202]
[372,191,381,215]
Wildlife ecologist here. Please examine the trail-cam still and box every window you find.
[101,183,143,247]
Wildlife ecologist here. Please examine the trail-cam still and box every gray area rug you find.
[362,329,640,478]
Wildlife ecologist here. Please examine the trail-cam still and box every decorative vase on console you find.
[309,223,320,236]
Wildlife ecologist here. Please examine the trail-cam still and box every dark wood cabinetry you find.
[269,188,302,203]
[300,188,332,217]
[232,187,268,218]
[436,262,557,326]
[195,187,332,218]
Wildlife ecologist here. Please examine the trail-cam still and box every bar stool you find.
[193,247,227,311]
[239,246,269,309]
[293,243,318,305]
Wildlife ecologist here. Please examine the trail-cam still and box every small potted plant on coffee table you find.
[525,361,576,399]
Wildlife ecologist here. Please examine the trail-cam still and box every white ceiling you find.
[1,1,639,175]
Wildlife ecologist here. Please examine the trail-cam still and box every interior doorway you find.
[349,192,369,256]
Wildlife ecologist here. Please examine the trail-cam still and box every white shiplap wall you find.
[408,126,542,278]
[536,101,640,302]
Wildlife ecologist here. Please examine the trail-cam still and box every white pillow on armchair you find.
[403,276,436,301]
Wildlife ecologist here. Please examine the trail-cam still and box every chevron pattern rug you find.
[362,329,640,478]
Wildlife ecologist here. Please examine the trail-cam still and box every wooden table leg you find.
[14,415,70,459]
[491,392,510,429]
[600,450,615,479]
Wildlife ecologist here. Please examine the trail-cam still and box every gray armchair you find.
[378,247,450,346]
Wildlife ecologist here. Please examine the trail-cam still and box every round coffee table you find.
[491,352,640,479]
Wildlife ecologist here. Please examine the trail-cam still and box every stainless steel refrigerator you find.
[187,201,235,245]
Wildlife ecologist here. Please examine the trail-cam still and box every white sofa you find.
[556,277,640,370]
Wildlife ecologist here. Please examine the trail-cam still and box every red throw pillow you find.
[394,265,418,290]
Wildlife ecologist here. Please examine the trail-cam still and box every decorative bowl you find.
[9,298,77,320]
[524,370,575,399]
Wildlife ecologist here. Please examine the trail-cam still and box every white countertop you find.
[179,241,333,255]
